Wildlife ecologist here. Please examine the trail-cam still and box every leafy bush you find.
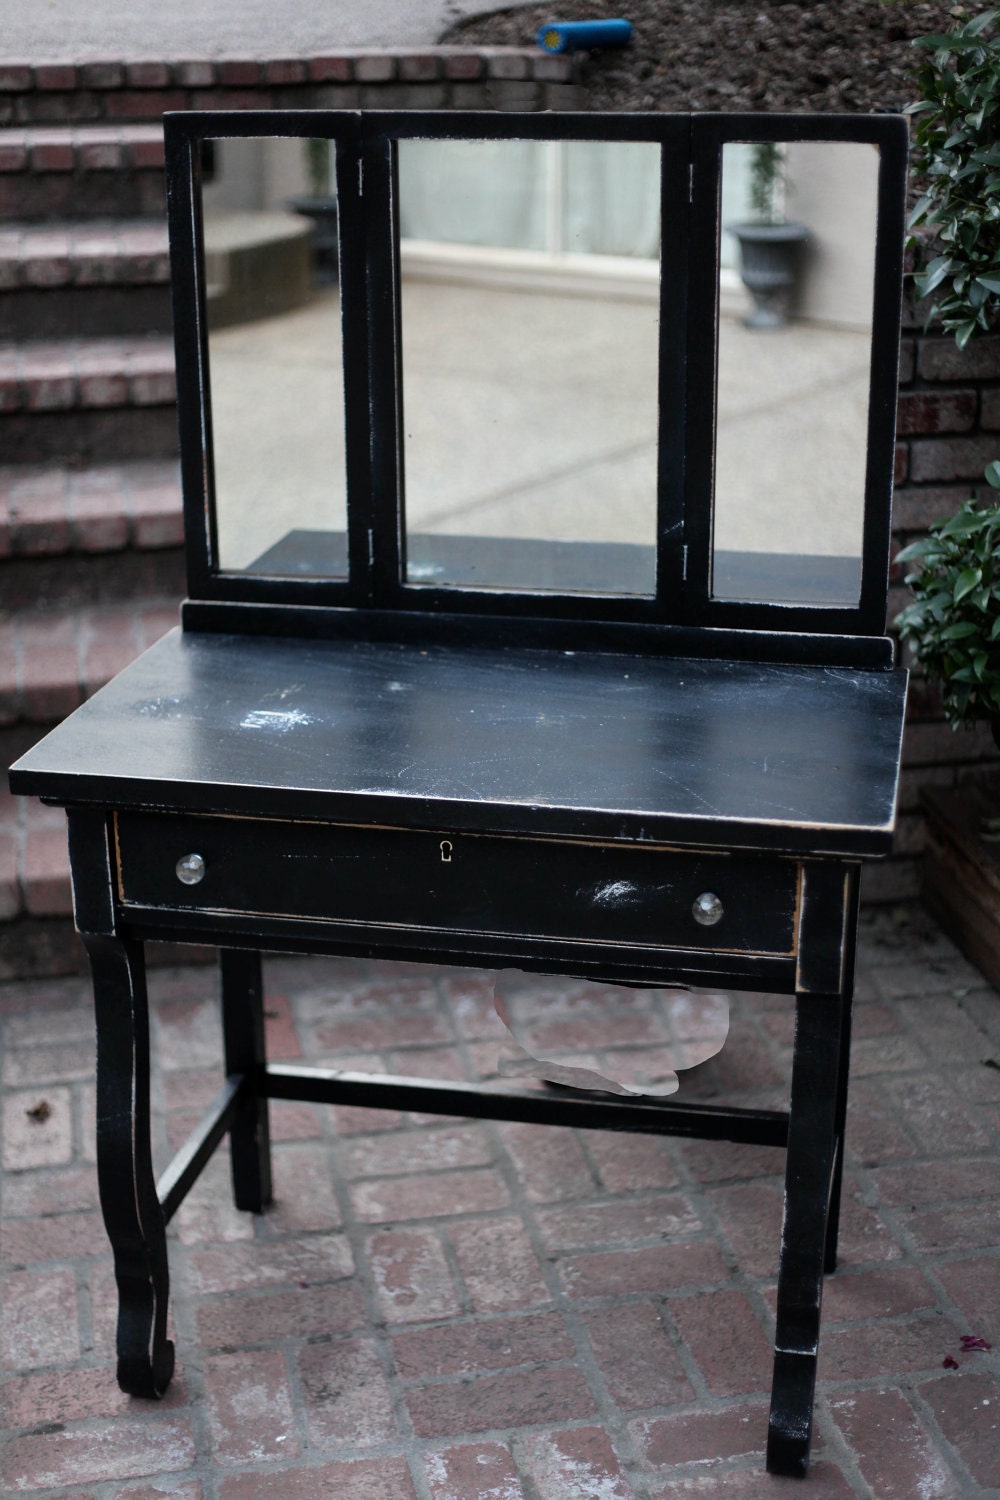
[896,463,1000,728]
[907,7,1000,348]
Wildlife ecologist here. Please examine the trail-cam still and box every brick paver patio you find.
[1,903,998,1497]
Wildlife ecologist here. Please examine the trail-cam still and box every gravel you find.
[444,0,968,113]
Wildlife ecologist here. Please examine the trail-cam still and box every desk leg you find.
[220,950,272,1213]
[766,992,843,1477]
[85,933,174,1399]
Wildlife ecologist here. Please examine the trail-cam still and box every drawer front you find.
[115,813,800,956]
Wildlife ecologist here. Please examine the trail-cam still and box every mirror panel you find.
[202,137,348,577]
[397,138,661,595]
[713,140,879,607]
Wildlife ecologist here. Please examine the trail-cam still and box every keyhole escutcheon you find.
[440,839,453,863]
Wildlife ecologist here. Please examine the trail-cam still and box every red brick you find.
[822,1311,965,1382]
[895,442,909,484]
[580,1130,681,1193]
[28,132,75,171]
[829,1387,960,1498]
[350,1165,510,1222]
[298,1337,396,1447]
[264,59,307,85]
[367,1226,459,1323]
[187,1232,353,1294]
[310,56,354,82]
[2,1363,136,1427]
[175,60,216,87]
[106,1485,202,1500]
[406,1364,593,1439]
[558,1240,729,1299]
[355,54,396,82]
[79,62,126,89]
[1,1085,73,1169]
[671,1289,773,1396]
[495,1119,594,1202]
[897,388,976,436]
[910,435,1000,483]
[645,1462,856,1497]
[488,53,531,80]
[35,65,77,91]
[872,1158,1000,1207]
[918,1370,1000,1489]
[264,1142,342,1234]
[400,54,443,82]
[7,475,70,554]
[19,342,76,409]
[0,1267,80,1367]
[517,1426,631,1500]
[218,1457,417,1500]
[0,828,17,917]
[933,1255,1000,1345]
[0,65,32,90]
[217,60,262,86]
[424,1442,522,1500]
[127,475,183,547]
[126,61,172,88]
[341,1121,492,1179]
[67,471,129,551]
[2,1416,196,1490]
[3,1163,97,1215]
[631,1402,769,1468]
[448,1215,549,1312]
[204,1349,299,1464]
[394,1312,571,1380]
[105,89,186,119]
[536,1194,701,1251]
[822,1266,936,1324]
[918,335,1000,381]
[2,1208,106,1264]
[22,827,72,916]
[443,52,487,80]
[313,1011,450,1051]
[198,1281,365,1348]
[584,1301,695,1408]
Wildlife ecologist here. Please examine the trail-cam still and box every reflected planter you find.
[286,194,339,284]
[729,221,809,329]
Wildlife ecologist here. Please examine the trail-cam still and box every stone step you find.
[0,124,166,220]
[0,218,172,337]
[0,334,177,464]
[0,460,185,608]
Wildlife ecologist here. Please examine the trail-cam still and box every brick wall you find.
[882,298,1000,902]
[0,51,585,126]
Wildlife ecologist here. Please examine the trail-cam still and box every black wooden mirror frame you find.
[165,109,906,654]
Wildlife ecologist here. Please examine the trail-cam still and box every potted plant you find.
[728,141,809,328]
[896,463,1000,746]
[287,138,339,284]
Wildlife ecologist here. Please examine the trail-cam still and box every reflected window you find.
[713,140,879,608]
[398,138,662,596]
[203,136,348,578]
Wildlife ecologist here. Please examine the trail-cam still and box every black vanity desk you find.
[9,108,909,1478]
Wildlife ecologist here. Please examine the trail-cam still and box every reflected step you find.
[0,125,166,220]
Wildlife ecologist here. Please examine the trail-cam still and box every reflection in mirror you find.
[398,139,661,595]
[202,137,347,576]
[714,141,879,607]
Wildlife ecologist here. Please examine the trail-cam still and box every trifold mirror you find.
[168,112,905,635]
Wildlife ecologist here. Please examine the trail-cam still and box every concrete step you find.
[0,334,177,464]
[0,460,184,608]
[0,218,172,337]
[0,124,165,220]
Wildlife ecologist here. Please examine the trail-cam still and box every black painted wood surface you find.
[10,628,906,856]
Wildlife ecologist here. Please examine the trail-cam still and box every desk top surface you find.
[9,628,908,856]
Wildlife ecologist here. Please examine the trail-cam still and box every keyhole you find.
[440,839,453,863]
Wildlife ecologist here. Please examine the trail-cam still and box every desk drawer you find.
[115,813,800,957]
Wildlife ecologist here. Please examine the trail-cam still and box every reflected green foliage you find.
[896,463,1000,727]
[907,8,1000,348]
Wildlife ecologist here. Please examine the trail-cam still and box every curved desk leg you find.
[85,932,174,1398]
[220,949,273,1213]
[766,992,844,1477]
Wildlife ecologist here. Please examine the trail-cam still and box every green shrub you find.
[896,463,1000,728]
[907,7,1000,348]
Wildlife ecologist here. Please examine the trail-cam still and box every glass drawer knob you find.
[176,853,206,886]
[692,891,723,926]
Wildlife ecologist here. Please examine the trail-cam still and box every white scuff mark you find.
[591,879,640,908]
[239,708,317,732]
[386,680,409,693]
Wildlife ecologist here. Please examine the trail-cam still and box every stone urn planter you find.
[729,221,809,328]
